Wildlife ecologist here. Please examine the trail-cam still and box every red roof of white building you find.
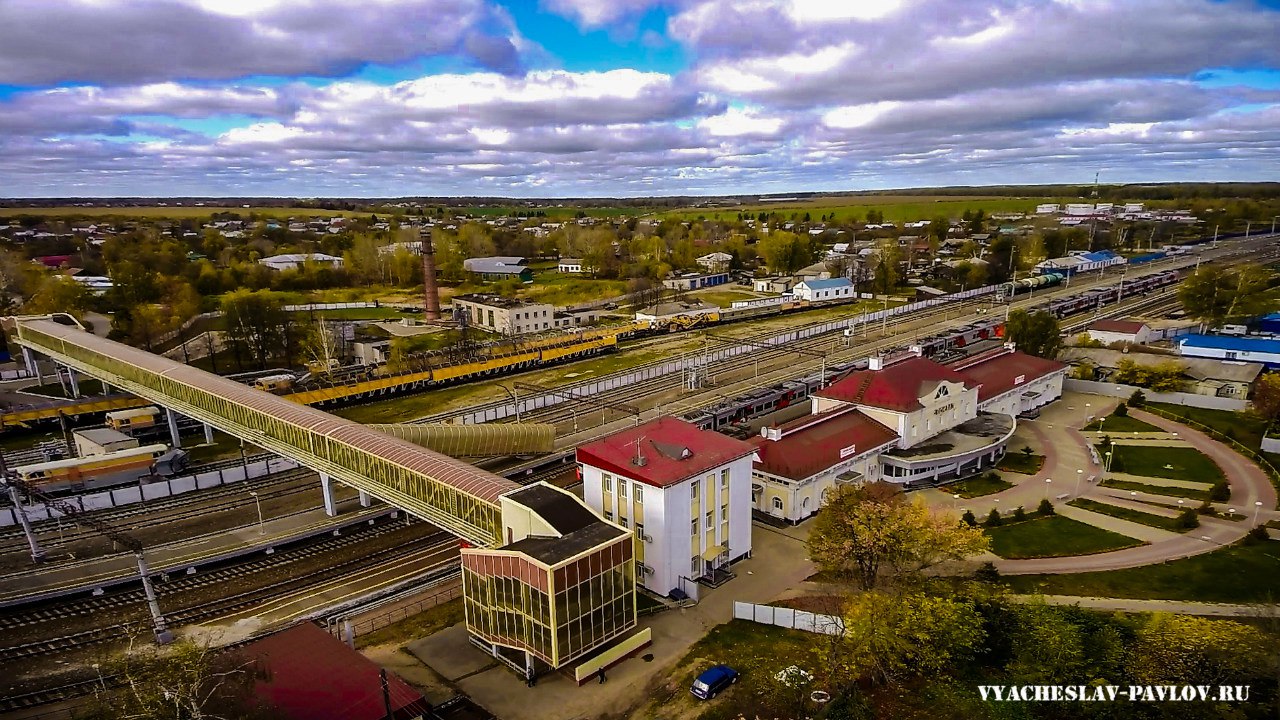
[948,349,1067,403]
[751,407,899,481]
[576,417,757,488]
[1088,319,1148,334]
[815,356,977,412]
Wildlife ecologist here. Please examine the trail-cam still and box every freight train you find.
[11,443,183,494]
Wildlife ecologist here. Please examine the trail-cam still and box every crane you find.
[1,461,173,644]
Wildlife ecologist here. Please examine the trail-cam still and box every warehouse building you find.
[453,294,555,335]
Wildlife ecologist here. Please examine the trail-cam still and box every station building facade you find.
[577,417,757,599]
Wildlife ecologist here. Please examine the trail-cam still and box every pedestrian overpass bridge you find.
[3,314,517,547]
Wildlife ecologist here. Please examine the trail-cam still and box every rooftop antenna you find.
[627,435,648,467]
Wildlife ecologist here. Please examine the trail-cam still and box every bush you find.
[961,510,977,527]
[1245,525,1271,544]
[1012,506,1027,522]
[820,688,874,720]
[1176,508,1201,530]
[1021,446,1034,457]
[1129,390,1147,408]
[1114,402,1128,417]
[1037,498,1056,516]
[985,508,1003,527]
[974,561,1001,583]
[1210,481,1231,501]
[1196,500,1217,516]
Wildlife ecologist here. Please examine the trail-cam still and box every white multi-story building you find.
[577,417,757,598]
[452,293,554,335]
[792,277,854,302]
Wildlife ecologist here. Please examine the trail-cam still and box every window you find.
[618,479,627,499]
[1226,351,1239,360]
[720,469,729,490]
[602,474,612,493]
[636,522,646,540]
[619,517,628,529]
[605,511,613,521]
[691,480,699,499]
[691,519,698,536]
[691,556,701,574]
[705,511,713,530]
[772,496,783,511]
[634,485,643,503]
[720,504,728,522]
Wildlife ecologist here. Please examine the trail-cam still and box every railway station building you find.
[576,417,757,599]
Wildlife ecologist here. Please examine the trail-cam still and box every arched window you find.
[802,497,811,510]
[772,496,783,511]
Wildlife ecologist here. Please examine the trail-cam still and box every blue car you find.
[690,664,739,700]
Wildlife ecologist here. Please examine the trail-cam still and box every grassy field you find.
[986,515,1144,559]
[1067,498,1185,532]
[948,474,1014,498]
[692,289,765,307]
[354,596,464,649]
[1003,540,1280,603]
[997,452,1045,475]
[520,272,628,306]
[1084,414,1160,433]
[1104,445,1225,482]
[1098,477,1211,501]
[1147,403,1270,450]
[659,195,1061,223]
[0,205,362,220]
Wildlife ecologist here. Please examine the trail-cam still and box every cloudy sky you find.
[2,0,1279,197]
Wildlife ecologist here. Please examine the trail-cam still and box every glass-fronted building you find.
[462,483,637,677]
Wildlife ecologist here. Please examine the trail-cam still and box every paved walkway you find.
[402,521,814,720]
[1054,504,1176,543]
[1105,472,1213,490]
[1021,595,1280,618]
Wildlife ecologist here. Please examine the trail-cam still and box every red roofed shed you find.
[244,622,430,720]
[576,416,756,488]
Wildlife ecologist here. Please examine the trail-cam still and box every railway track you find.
[0,520,448,662]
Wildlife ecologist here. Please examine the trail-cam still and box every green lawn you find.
[996,453,1045,475]
[1003,540,1280,603]
[1102,444,1225,482]
[1067,498,1185,532]
[1147,403,1271,451]
[521,273,628,306]
[1098,478,1211,501]
[1084,413,1160,433]
[985,515,1144,559]
[0,205,363,220]
[948,474,1014,498]
[693,289,762,308]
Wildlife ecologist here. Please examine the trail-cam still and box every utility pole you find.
[3,450,45,563]
[380,668,393,720]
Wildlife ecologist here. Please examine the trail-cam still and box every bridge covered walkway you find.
[6,316,517,546]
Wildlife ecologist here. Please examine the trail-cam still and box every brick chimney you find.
[420,228,441,321]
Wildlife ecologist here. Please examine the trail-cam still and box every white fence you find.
[734,601,845,636]
[0,457,300,527]
[1064,379,1248,411]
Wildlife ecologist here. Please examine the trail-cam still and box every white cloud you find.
[698,107,785,137]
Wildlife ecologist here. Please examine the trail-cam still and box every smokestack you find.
[420,228,441,321]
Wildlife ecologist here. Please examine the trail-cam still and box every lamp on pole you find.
[1255,501,1264,525]
[1075,468,1084,497]
[1044,478,1052,499]
[953,493,960,511]
[1228,507,1236,520]
[249,491,264,534]
[1105,450,1113,474]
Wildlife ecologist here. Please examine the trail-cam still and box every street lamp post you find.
[249,491,264,534]
[1044,478,1052,500]
[953,493,960,511]
[1254,501,1264,525]
[1105,451,1113,474]
[1228,508,1236,520]
[1075,468,1084,496]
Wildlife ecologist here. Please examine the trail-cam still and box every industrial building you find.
[1179,334,1280,368]
[661,271,729,291]
[453,294,555,335]
[1034,250,1125,275]
[792,277,854,302]
[463,256,533,282]
[577,417,757,598]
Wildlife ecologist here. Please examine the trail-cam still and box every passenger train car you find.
[12,443,182,494]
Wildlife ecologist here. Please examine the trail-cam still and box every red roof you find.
[815,356,976,412]
[751,408,898,481]
[34,255,73,267]
[244,622,429,720]
[950,349,1067,403]
[1089,319,1148,334]
[576,417,757,488]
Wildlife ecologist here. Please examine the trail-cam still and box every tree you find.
[870,240,903,294]
[1252,374,1280,422]
[80,634,273,720]
[220,289,289,371]
[1128,389,1147,408]
[806,483,989,590]
[831,590,985,686]
[1176,508,1200,529]
[985,508,1002,526]
[1037,498,1055,515]
[757,231,814,274]
[1129,613,1274,687]
[1005,308,1062,358]
[1178,264,1273,327]
[23,274,92,317]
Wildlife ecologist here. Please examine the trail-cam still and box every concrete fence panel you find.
[1064,379,1248,411]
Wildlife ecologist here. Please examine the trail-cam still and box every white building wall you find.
[978,373,1065,417]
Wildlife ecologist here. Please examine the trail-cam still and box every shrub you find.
[1021,446,1034,457]
[1245,525,1271,544]
[1129,390,1147,408]
[1012,506,1027,522]
[1037,498,1056,516]
[1209,481,1230,501]
[1175,508,1200,530]
[1114,402,1128,417]
[961,510,977,527]
[985,508,1003,527]
[974,561,1001,583]
[1196,500,1217,516]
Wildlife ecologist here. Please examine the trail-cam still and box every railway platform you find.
[0,498,393,607]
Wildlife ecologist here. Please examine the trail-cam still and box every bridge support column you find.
[202,423,214,445]
[21,347,43,386]
[358,490,372,507]
[67,369,81,399]
[320,473,337,516]
[165,407,181,449]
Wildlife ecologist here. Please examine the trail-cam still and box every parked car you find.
[691,664,738,700]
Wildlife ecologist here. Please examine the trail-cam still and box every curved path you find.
[992,404,1277,575]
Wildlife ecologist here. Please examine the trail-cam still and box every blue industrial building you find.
[1179,334,1280,368]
